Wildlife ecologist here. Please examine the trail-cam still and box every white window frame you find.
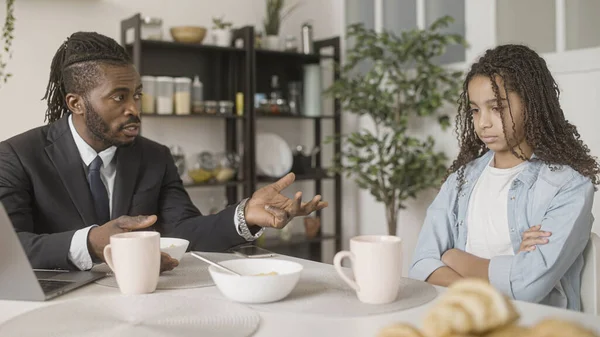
[345,0,600,73]
[490,0,600,74]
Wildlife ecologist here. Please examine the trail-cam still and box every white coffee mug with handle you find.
[103,231,161,295]
[333,235,403,304]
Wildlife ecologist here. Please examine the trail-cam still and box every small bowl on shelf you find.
[170,26,207,44]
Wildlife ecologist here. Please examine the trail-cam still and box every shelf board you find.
[257,169,333,183]
[259,233,339,250]
[184,180,246,188]
[141,113,244,119]
[256,113,335,120]
[131,40,245,54]
[255,48,322,62]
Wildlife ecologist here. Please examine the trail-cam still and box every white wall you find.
[0,0,354,262]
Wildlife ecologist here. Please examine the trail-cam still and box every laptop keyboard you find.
[39,279,72,294]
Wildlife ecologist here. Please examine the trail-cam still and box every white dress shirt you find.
[67,115,117,270]
[67,115,259,271]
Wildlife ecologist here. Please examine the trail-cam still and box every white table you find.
[1,255,599,336]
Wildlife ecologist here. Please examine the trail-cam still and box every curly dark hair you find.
[446,44,600,189]
[42,31,132,123]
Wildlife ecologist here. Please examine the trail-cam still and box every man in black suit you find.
[0,32,327,272]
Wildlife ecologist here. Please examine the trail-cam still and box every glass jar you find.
[218,101,234,115]
[141,76,156,114]
[168,145,186,176]
[284,35,298,51]
[156,76,174,115]
[192,102,205,114]
[174,77,191,115]
[188,152,217,184]
[141,17,163,41]
[214,152,240,183]
[204,101,218,114]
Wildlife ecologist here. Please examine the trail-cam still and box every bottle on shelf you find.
[268,75,289,115]
[192,75,204,114]
[270,75,282,101]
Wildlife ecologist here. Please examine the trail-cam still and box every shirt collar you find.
[68,114,117,168]
[466,150,542,188]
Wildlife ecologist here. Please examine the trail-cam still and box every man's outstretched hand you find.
[244,173,328,229]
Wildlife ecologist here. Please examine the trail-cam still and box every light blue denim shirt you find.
[409,151,595,311]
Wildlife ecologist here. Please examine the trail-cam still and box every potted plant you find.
[263,0,299,50]
[211,16,233,47]
[1,0,15,86]
[326,16,467,235]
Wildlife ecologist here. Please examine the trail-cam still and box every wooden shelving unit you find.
[120,13,342,262]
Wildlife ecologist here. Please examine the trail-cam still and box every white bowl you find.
[160,237,189,261]
[209,259,303,304]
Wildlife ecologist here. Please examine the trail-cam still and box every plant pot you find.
[264,35,280,50]
[212,29,232,47]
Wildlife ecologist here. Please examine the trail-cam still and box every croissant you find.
[524,319,599,337]
[378,279,599,337]
[485,324,530,337]
[377,323,476,337]
[422,279,519,337]
[377,323,424,337]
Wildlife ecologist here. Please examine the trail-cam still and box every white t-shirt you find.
[465,158,527,259]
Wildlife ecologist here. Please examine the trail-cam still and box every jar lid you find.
[174,77,192,84]
[218,101,234,107]
[156,76,174,82]
[141,76,156,81]
[142,17,163,26]
[205,101,218,106]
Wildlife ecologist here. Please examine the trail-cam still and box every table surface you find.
[1,253,599,336]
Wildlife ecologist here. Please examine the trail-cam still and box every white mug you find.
[333,235,403,304]
[103,231,161,295]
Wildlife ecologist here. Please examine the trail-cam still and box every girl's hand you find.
[519,225,552,252]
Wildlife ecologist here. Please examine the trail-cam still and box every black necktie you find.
[88,156,110,225]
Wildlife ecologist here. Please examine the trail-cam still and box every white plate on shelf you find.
[256,132,293,178]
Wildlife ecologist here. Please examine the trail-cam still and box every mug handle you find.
[333,251,359,292]
[103,244,115,272]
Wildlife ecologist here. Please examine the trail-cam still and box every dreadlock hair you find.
[42,32,132,123]
[447,44,600,190]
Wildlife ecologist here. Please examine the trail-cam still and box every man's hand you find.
[519,224,551,253]
[88,215,179,273]
[88,215,158,261]
[244,173,328,229]
[160,252,179,273]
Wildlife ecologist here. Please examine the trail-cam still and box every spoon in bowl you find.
[191,252,242,276]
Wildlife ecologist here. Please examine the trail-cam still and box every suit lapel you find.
[44,117,97,226]
[111,144,140,218]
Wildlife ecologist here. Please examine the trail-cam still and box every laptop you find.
[0,202,106,301]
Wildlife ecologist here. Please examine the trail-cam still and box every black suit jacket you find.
[0,116,245,270]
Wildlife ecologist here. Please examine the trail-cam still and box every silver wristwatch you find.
[236,198,264,241]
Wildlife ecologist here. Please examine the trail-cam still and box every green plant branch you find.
[263,0,300,35]
[325,16,466,234]
[212,16,232,30]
